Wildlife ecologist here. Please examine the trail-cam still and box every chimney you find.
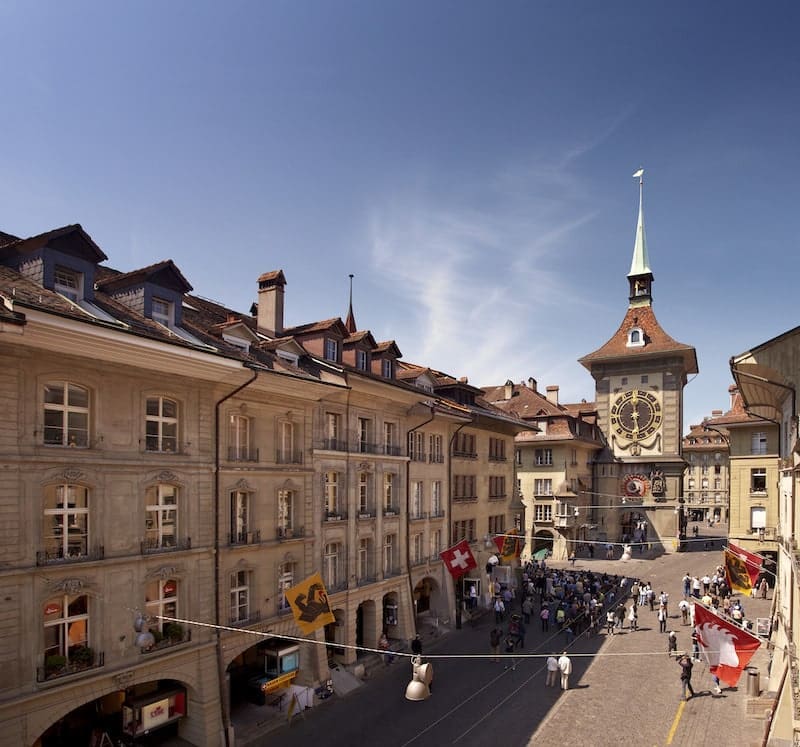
[527,377,537,392]
[546,385,559,405]
[711,409,723,417]
[257,270,286,336]
[728,384,738,410]
[504,379,514,400]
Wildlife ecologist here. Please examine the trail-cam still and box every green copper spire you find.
[628,168,652,277]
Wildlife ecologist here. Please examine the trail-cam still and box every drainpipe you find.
[405,405,437,635]
[214,365,259,747]
[448,421,470,629]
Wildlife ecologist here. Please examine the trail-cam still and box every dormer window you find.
[54,267,82,302]
[356,349,369,371]
[382,359,393,378]
[152,298,173,327]
[627,327,645,348]
[324,339,339,362]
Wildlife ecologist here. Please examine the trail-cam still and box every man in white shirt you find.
[558,652,572,690]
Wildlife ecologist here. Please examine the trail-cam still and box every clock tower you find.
[579,170,698,547]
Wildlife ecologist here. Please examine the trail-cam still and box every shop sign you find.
[142,697,171,730]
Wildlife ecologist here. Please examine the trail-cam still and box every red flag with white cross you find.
[439,539,477,579]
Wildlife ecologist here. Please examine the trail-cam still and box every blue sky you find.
[2,1,798,429]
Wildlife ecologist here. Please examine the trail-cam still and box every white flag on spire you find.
[632,168,644,178]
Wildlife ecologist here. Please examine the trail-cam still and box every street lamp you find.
[405,655,433,701]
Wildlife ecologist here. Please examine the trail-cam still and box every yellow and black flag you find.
[724,549,755,595]
[285,572,336,635]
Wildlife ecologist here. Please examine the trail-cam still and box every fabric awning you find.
[731,362,794,422]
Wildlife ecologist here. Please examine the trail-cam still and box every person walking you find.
[628,604,638,631]
[494,596,505,624]
[558,651,572,690]
[682,572,691,598]
[678,598,690,625]
[678,654,696,700]
[606,609,616,636]
[545,654,559,687]
[489,627,502,662]
[667,630,678,657]
[658,605,668,633]
[540,605,550,632]
[569,550,576,566]
[522,596,533,625]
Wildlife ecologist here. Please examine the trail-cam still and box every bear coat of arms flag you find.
[285,572,336,635]
[439,539,477,579]
[728,542,763,584]
[724,548,761,594]
[693,603,761,687]
[493,533,521,563]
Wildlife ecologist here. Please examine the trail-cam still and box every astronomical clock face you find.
[610,389,662,441]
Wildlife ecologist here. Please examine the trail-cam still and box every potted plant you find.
[71,646,94,668]
[164,622,184,642]
[45,654,67,677]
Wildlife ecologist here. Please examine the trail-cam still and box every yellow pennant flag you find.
[285,572,336,635]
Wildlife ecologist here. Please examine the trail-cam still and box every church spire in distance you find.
[627,168,653,307]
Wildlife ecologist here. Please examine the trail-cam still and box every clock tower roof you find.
[578,300,698,374]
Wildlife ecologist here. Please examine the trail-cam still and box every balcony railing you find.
[318,438,348,452]
[37,545,105,567]
[325,511,347,522]
[357,510,376,520]
[384,444,402,457]
[410,512,427,521]
[358,442,382,455]
[327,580,348,593]
[38,650,104,683]
[488,493,508,500]
[452,449,478,459]
[384,566,402,578]
[428,454,445,464]
[383,507,399,517]
[453,495,478,502]
[357,575,377,587]
[276,449,304,465]
[230,529,261,546]
[141,627,192,654]
[229,609,261,628]
[488,454,508,462]
[278,526,305,540]
[227,447,259,462]
[429,509,445,519]
[141,537,192,555]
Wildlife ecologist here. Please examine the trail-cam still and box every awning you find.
[533,548,550,561]
[731,361,794,422]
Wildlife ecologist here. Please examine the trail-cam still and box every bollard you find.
[746,667,760,697]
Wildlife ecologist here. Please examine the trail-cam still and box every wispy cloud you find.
[367,149,601,392]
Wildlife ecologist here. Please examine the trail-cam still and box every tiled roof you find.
[579,305,698,374]
[706,390,765,426]
[283,317,348,336]
[96,259,193,294]
[0,224,108,263]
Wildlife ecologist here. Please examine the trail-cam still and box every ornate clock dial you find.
[610,389,662,440]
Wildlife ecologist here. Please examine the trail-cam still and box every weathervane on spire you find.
[345,273,357,333]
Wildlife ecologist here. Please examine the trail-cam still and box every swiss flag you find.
[694,603,761,687]
[439,539,477,579]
